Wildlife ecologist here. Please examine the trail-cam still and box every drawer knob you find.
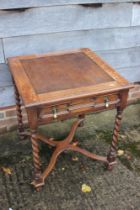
[52,107,58,119]
[104,97,109,108]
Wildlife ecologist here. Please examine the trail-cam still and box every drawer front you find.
[38,93,120,121]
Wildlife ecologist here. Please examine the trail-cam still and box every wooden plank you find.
[0,39,4,63]
[0,86,15,107]
[3,27,140,59]
[132,4,140,26]
[0,64,12,87]
[117,65,140,82]
[97,47,140,69]
[0,0,139,9]
[0,3,132,38]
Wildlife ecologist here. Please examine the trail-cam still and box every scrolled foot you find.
[106,161,117,171]
[31,176,45,189]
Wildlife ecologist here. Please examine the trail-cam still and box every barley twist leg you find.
[31,130,43,190]
[14,84,25,140]
[107,108,123,170]
[31,131,41,173]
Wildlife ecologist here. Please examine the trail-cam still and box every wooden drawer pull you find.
[52,107,58,119]
[104,96,109,108]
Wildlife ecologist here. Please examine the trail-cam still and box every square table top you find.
[8,48,132,108]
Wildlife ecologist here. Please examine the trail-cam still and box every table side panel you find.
[37,92,121,124]
[37,81,126,107]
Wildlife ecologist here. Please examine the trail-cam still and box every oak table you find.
[8,48,133,191]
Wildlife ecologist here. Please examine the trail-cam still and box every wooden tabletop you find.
[8,48,132,108]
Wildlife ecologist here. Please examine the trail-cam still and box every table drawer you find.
[38,93,120,121]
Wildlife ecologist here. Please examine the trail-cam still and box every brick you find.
[131,85,140,91]
[128,83,140,99]
[21,107,27,115]
[131,92,140,99]
[6,109,17,117]
[0,126,7,134]
[7,124,17,132]
[130,85,140,93]
[127,98,138,105]
[5,106,27,118]
[7,119,28,132]
[0,112,5,119]
[0,117,17,127]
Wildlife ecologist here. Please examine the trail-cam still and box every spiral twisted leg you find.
[14,84,25,140]
[31,130,43,190]
[31,131,41,173]
[107,109,123,170]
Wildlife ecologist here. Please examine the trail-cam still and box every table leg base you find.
[31,177,45,189]
[31,119,111,190]
[106,161,117,171]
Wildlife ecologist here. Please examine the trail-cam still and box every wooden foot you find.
[31,175,44,189]
[107,108,123,170]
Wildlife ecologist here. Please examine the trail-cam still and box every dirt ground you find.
[0,103,140,210]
